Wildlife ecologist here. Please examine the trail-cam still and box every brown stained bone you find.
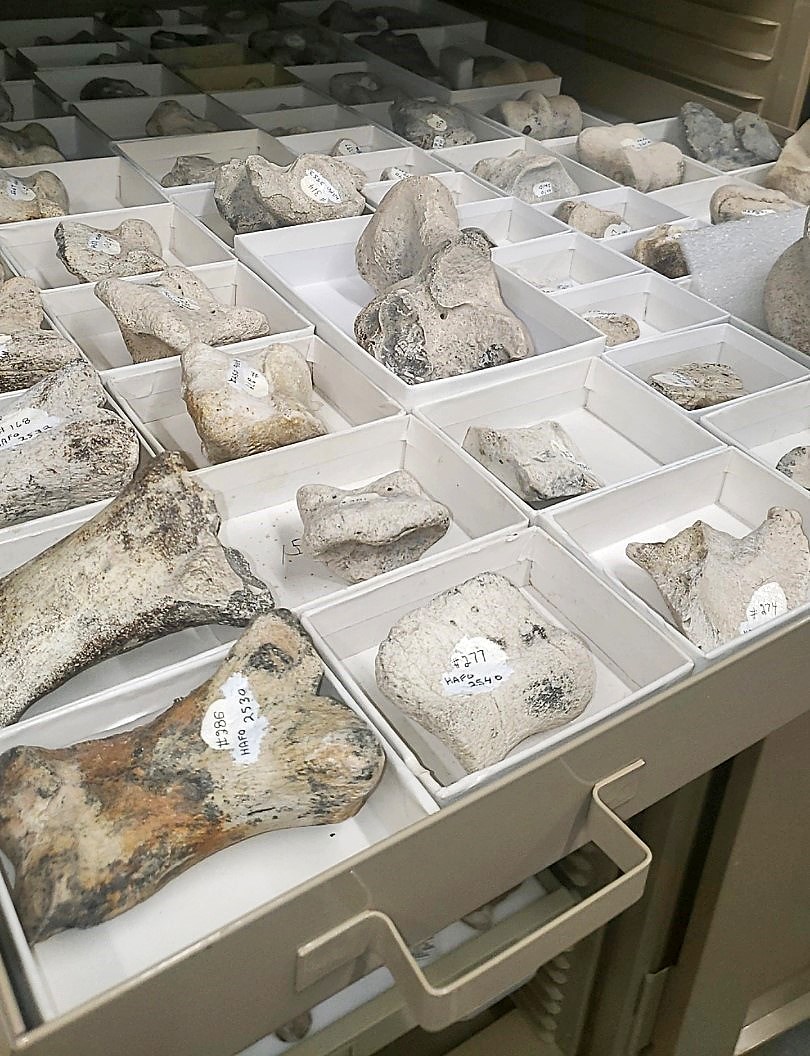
[0,611,385,941]
[0,452,273,726]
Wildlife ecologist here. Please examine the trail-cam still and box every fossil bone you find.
[0,170,68,224]
[626,507,810,650]
[764,120,810,204]
[632,225,689,278]
[0,452,273,726]
[0,611,384,941]
[181,340,326,463]
[275,1013,314,1044]
[161,155,221,188]
[0,330,84,393]
[95,266,272,363]
[680,102,781,171]
[462,422,602,505]
[472,150,579,203]
[577,124,684,192]
[146,100,220,137]
[764,206,810,352]
[0,125,65,167]
[389,98,476,150]
[0,361,140,528]
[297,470,451,583]
[582,310,640,346]
[554,199,628,238]
[375,571,596,771]
[488,91,582,140]
[79,77,149,100]
[709,183,797,223]
[647,362,745,409]
[776,446,810,488]
[54,218,165,283]
[0,277,45,332]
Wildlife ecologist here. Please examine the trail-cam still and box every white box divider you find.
[276,123,409,156]
[554,271,728,346]
[0,646,436,1021]
[363,169,501,207]
[171,183,237,247]
[541,447,810,663]
[279,0,488,39]
[0,202,233,291]
[0,18,123,52]
[730,313,810,368]
[114,127,294,190]
[491,230,645,293]
[35,62,192,108]
[733,162,780,189]
[234,212,602,408]
[44,259,313,370]
[543,135,717,188]
[325,144,453,182]
[211,83,332,116]
[700,377,810,473]
[533,185,687,239]
[416,355,724,519]
[353,99,512,148]
[72,93,250,141]
[2,80,63,120]
[185,415,526,608]
[648,172,805,221]
[603,321,809,416]
[246,101,371,136]
[455,196,568,244]
[16,42,136,69]
[434,136,618,200]
[302,525,694,803]
[105,331,401,474]
[1,114,113,161]
[0,156,166,219]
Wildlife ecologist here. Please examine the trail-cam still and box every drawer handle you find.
[297,761,651,1032]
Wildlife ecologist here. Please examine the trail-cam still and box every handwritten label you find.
[651,370,695,388]
[334,138,360,155]
[622,136,652,150]
[161,288,200,311]
[284,32,305,48]
[0,407,61,450]
[603,222,631,237]
[431,134,446,149]
[742,208,775,217]
[87,232,121,255]
[301,168,342,204]
[226,357,269,398]
[200,672,268,765]
[532,180,554,199]
[282,536,303,564]
[425,113,447,131]
[3,178,36,202]
[386,166,413,181]
[441,636,514,696]
[738,582,788,635]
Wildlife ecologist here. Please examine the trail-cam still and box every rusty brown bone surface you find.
[0,612,386,942]
[0,452,273,727]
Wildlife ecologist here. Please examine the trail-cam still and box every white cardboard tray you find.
[211,83,332,117]
[276,123,408,155]
[1,80,63,120]
[353,100,512,148]
[44,259,313,370]
[105,332,401,474]
[363,169,500,207]
[0,18,122,52]
[533,185,687,239]
[0,201,233,291]
[35,62,192,107]
[1,114,112,161]
[603,321,809,416]
[541,448,810,662]
[491,230,645,293]
[545,135,718,188]
[16,42,135,69]
[72,93,250,141]
[649,172,805,222]
[416,355,723,519]
[302,526,694,803]
[246,102,372,136]
[0,648,437,1020]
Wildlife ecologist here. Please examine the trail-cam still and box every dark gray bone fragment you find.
[79,77,149,100]
[161,155,221,188]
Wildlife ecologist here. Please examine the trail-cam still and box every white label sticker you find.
[651,370,695,388]
[584,310,618,321]
[739,582,788,635]
[87,232,121,255]
[386,166,413,181]
[284,32,305,48]
[0,406,61,450]
[431,134,446,149]
[358,75,378,91]
[540,278,576,293]
[741,208,775,217]
[226,357,269,398]
[0,334,11,358]
[532,180,554,199]
[3,177,36,202]
[200,672,268,765]
[603,222,631,238]
[441,636,514,696]
[621,136,652,150]
[300,168,342,204]
[335,138,360,155]
[160,287,200,311]
[425,113,447,131]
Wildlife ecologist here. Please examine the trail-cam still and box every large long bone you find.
[0,452,273,726]
[0,611,385,941]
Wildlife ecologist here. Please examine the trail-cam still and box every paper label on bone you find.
[300,169,342,204]
[603,222,631,237]
[86,233,121,255]
[441,636,514,696]
[284,32,305,48]
[532,180,554,198]
[431,134,446,149]
[3,178,36,202]
[226,357,269,398]
[161,288,200,311]
[425,113,447,131]
[0,407,62,450]
[388,167,413,181]
[652,370,695,388]
[200,672,268,765]
[738,582,788,635]
[741,208,775,216]
[335,139,360,155]
[621,136,652,150]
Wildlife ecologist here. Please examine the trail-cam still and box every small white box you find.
[16,42,136,69]
[545,136,717,187]
[277,123,408,156]
[649,172,805,221]
[456,196,568,244]
[604,322,808,415]
[247,101,369,136]
[287,60,405,100]
[555,271,728,345]
[417,356,724,518]
[115,128,294,190]
[105,332,400,473]
[594,217,707,268]
[492,230,645,293]
[534,186,687,238]
[637,117,788,174]
[211,83,331,116]
[326,144,453,182]
[36,62,192,108]
[279,0,488,38]
[435,136,618,199]
[463,94,607,136]
[171,183,236,247]
[72,93,249,141]
[303,526,693,802]
[0,202,232,291]
[1,114,112,161]
[0,18,122,52]
[43,259,313,370]
[1,79,63,119]
[542,448,810,661]
[363,169,500,207]
[354,99,512,148]
[0,156,166,218]
[0,645,435,1020]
